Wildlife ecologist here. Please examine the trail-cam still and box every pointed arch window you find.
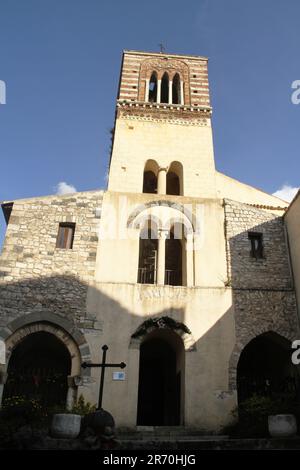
[149,72,158,102]
[172,73,181,104]
[161,72,169,104]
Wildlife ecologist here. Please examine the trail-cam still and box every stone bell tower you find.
[108,50,216,198]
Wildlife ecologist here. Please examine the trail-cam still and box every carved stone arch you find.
[129,316,196,351]
[132,213,162,233]
[0,312,91,378]
[127,200,194,230]
[165,216,193,237]
[228,328,294,391]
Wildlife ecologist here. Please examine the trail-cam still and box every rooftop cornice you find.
[117,99,212,114]
[123,49,208,61]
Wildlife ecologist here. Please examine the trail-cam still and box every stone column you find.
[157,79,161,103]
[157,230,167,285]
[145,79,149,102]
[168,81,173,104]
[180,81,184,105]
[157,167,168,195]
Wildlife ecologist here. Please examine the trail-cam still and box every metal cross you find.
[81,345,126,410]
[159,43,166,53]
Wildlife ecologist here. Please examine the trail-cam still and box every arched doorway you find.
[237,332,299,404]
[137,329,184,426]
[3,331,71,407]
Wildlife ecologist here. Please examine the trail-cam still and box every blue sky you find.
[0,0,300,247]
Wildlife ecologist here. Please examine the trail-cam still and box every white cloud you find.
[273,184,299,202]
[55,181,77,195]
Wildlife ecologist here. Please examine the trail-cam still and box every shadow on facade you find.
[225,209,300,406]
[1,210,300,427]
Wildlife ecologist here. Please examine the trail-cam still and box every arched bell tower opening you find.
[3,331,72,407]
[148,72,158,103]
[167,161,183,196]
[172,73,181,104]
[137,328,185,426]
[161,72,169,104]
[143,159,159,194]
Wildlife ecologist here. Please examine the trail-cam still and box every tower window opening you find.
[149,73,158,102]
[166,162,183,196]
[143,171,157,194]
[161,72,169,104]
[143,160,159,194]
[172,74,181,105]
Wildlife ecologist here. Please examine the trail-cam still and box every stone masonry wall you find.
[224,199,299,388]
[224,199,292,290]
[0,190,103,330]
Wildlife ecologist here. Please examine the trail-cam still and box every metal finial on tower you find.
[158,43,166,53]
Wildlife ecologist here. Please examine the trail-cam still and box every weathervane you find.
[158,43,166,53]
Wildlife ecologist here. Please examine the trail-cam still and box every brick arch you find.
[228,327,294,391]
[138,58,190,104]
[129,316,196,351]
[1,312,91,377]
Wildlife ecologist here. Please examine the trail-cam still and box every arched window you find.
[148,72,158,102]
[161,72,169,104]
[138,220,158,284]
[167,161,183,196]
[165,223,186,286]
[172,73,181,104]
[143,160,159,193]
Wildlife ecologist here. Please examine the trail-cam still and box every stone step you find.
[116,427,228,441]
[119,435,228,442]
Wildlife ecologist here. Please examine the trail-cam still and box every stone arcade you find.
[1,49,300,431]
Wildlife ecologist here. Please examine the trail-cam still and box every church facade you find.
[0,50,300,431]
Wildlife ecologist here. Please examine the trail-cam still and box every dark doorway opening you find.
[137,330,184,426]
[3,331,71,407]
[237,332,299,404]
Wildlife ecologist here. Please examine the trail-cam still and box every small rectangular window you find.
[248,232,264,259]
[56,223,75,249]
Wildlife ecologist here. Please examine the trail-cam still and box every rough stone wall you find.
[0,190,103,329]
[224,199,292,290]
[224,199,299,388]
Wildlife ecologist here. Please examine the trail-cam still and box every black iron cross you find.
[159,43,166,53]
[81,345,126,410]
